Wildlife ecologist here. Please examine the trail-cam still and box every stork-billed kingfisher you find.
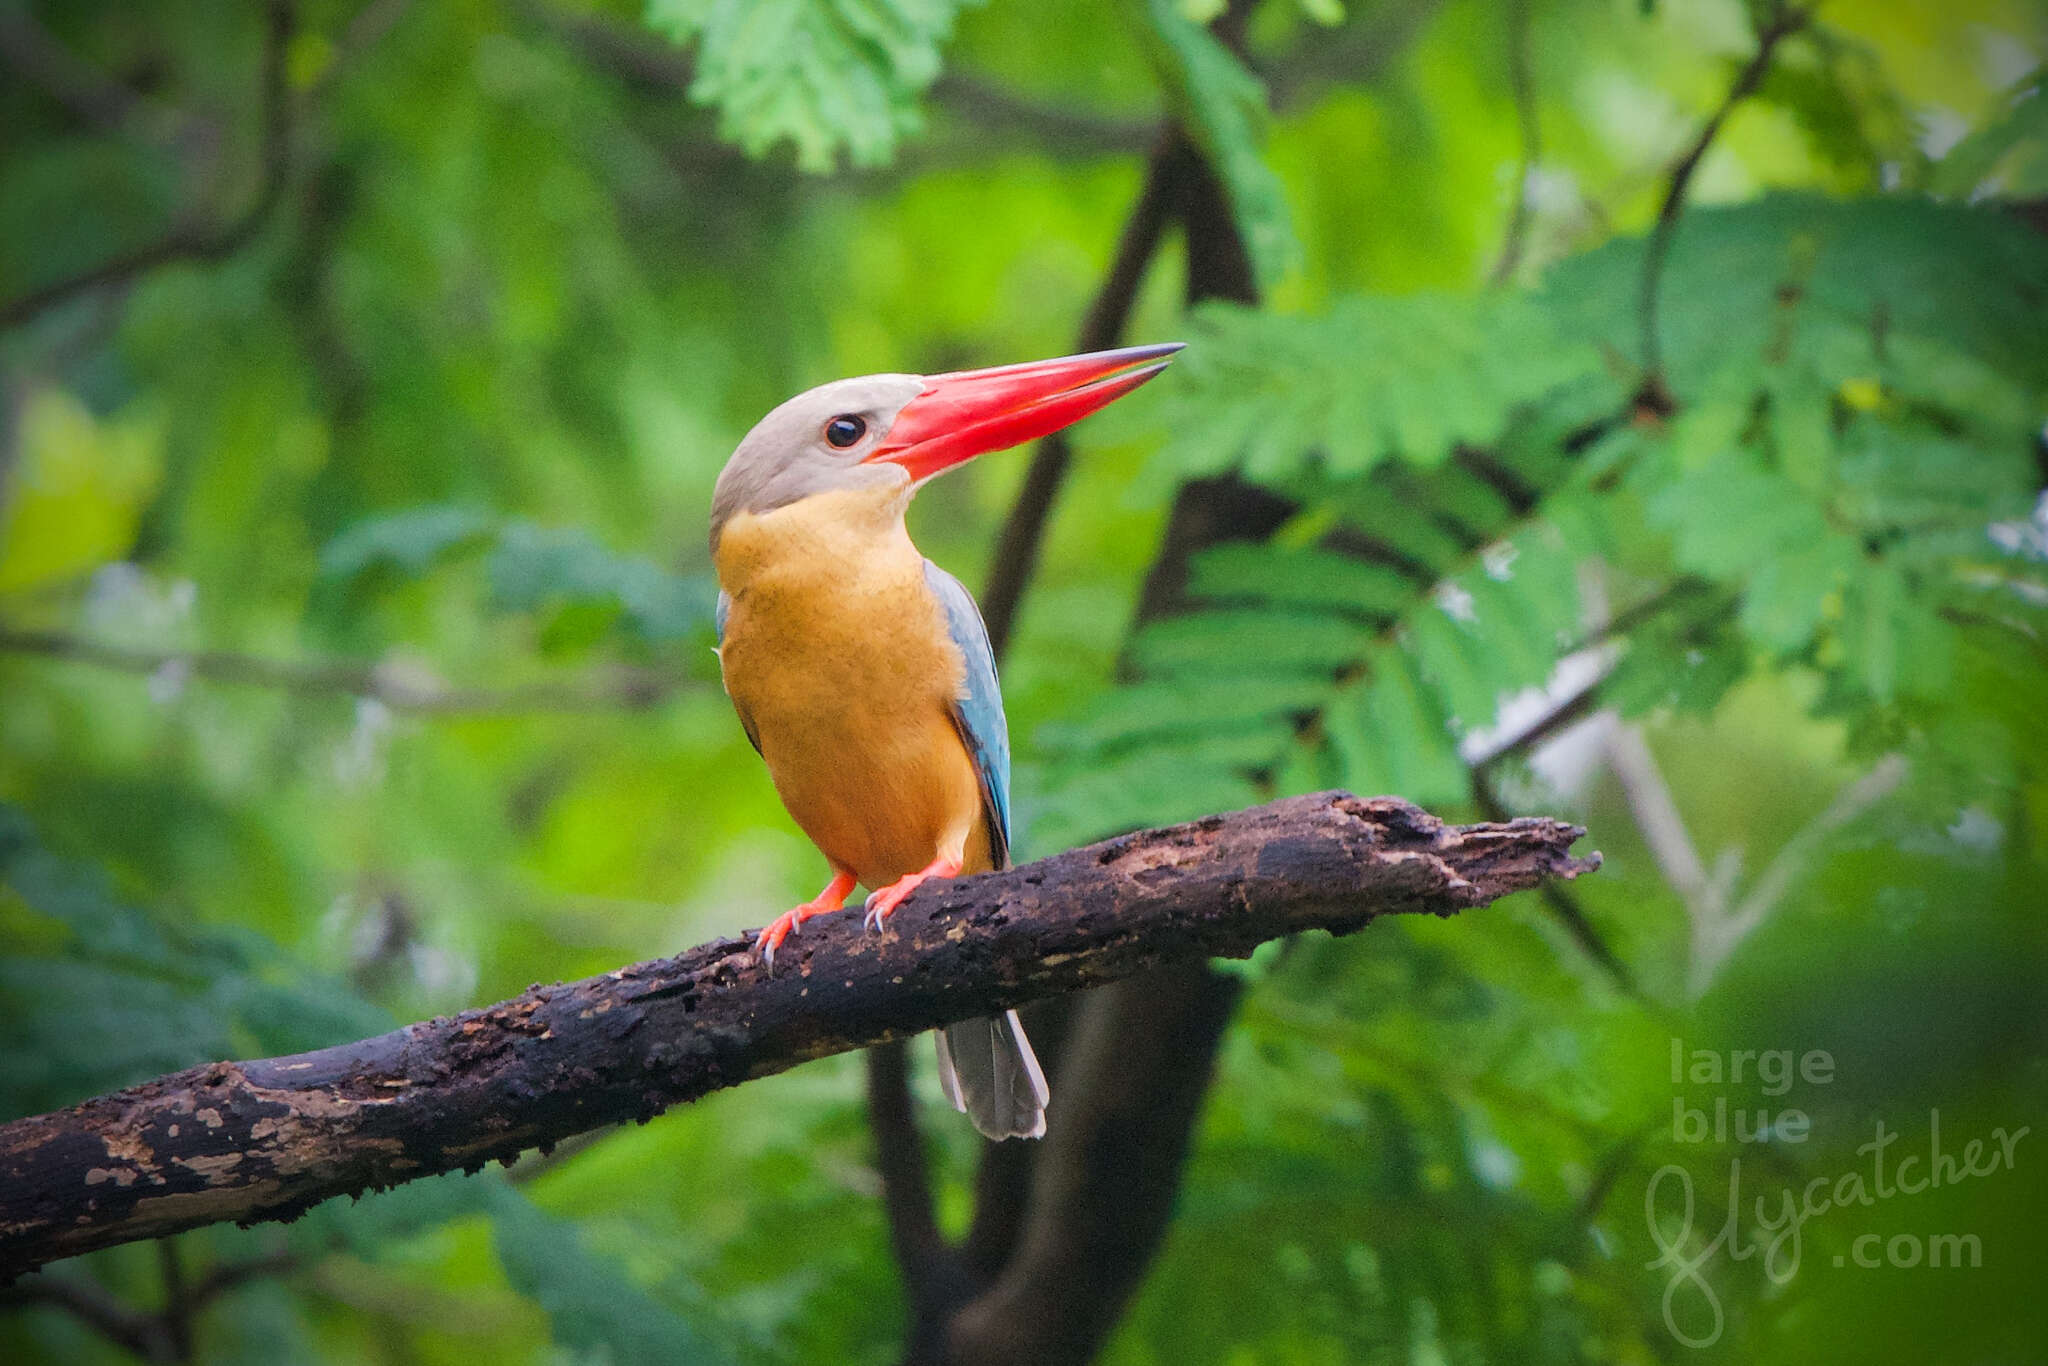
[708,342,1183,1140]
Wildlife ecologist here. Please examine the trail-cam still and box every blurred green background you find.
[2,0,2045,1362]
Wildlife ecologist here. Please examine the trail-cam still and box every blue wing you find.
[922,561,1012,869]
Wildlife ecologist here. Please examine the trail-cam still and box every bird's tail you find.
[935,1010,1048,1140]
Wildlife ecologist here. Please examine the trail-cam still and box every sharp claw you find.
[759,937,776,972]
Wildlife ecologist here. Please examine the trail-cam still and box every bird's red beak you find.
[864,342,1184,482]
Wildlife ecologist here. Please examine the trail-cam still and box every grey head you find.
[709,373,925,551]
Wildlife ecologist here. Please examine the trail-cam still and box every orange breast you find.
[714,486,994,886]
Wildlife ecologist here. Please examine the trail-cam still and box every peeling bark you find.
[0,792,1596,1281]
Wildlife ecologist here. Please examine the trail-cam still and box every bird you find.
[707,342,1183,1140]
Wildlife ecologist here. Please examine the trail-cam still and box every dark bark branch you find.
[157,1239,194,1363]
[871,117,1216,1330]
[866,1041,977,1363]
[1124,123,1290,637]
[1636,3,1809,401]
[0,792,1595,1282]
[959,995,1076,1281]
[0,626,685,714]
[928,122,1272,1291]
[864,1042,945,1284]
[0,0,295,333]
[946,963,1241,1366]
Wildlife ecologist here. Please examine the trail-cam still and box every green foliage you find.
[646,0,982,170]
[1144,0,1302,289]
[1545,194,2048,401]
[1039,195,2048,855]
[318,505,498,586]
[1031,508,1589,848]
[0,804,388,1116]
[0,806,741,1362]
[1133,293,1604,495]
[1930,74,2048,197]
[484,520,716,648]
[320,505,716,651]
[487,1183,737,1365]
[3,2,2046,1364]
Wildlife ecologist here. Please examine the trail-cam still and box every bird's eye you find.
[823,415,867,448]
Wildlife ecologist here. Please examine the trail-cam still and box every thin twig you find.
[1460,578,1722,996]
[1471,766,1638,996]
[504,1128,616,1185]
[0,1273,163,1359]
[521,0,1149,158]
[0,626,686,714]
[1489,0,1541,285]
[1636,3,1810,402]
[186,1248,299,1309]
[1692,753,1906,993]
[1463,659,1606,769]
[0,1240,298,1360]
[0,0,296,332]
[0,6,179,136]
[1603,723,1720,908]
[1259,0,1445,113]
[304,0,415,103]
[1602,718,1905,996]
[929,73,1153,158]
[977,129,1181,658]
[1252,994,1612,1141]
[512,0,691,88]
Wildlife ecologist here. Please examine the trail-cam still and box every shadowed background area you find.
[1,1,2045,1363]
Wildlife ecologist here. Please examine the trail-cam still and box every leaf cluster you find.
[1034,196,2048,850]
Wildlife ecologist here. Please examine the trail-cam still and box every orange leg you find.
[862,854,963,934]
[755,869,858,971]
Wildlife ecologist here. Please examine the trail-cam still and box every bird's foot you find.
[862,855,964,934]
[755,870,858,971]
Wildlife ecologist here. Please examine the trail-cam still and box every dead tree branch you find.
[0,792,1595,1282]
